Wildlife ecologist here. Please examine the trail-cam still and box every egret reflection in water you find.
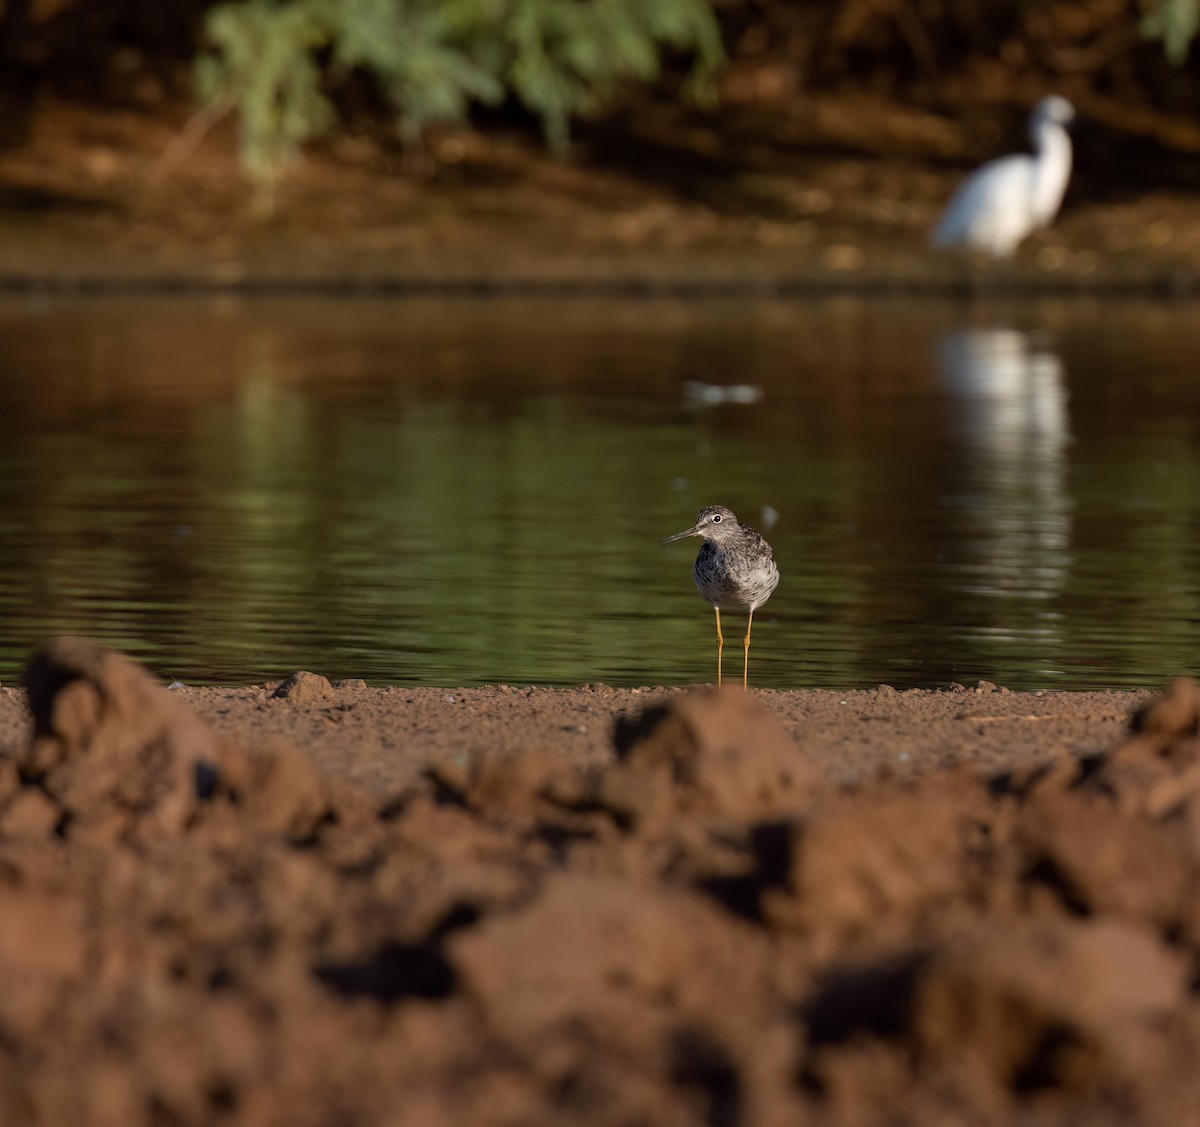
[936,328,1071,643]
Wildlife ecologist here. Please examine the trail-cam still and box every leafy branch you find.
[194,0,724,204]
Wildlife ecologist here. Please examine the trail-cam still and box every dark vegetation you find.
[1,0,1199,197]
[1,0,1199,290]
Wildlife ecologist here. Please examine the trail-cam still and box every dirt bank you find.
[3,99,1200,297]
[0,639,1195,1125]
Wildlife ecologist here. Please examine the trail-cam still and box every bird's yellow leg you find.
[714,606,723,687]
[743,609,755,690]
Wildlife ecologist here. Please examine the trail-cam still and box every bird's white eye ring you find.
[711,514,722,523]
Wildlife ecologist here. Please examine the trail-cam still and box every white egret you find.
[932,96,1075,257]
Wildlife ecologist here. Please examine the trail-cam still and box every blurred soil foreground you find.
[0,638,1198,1124]
[3,2,1200,292]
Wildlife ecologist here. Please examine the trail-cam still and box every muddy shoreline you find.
[3,268,1198,299]
[0,678,1152,795]
[2,641,1197,1125]
[4,102,1200,300]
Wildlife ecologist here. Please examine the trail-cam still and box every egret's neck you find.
[1030,121,1072,227]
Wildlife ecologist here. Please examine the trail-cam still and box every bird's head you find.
[1034,95,1075,129]
[662,505,741,545]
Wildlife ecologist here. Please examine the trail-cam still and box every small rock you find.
[334,678,368,693]
[272,672,335,704]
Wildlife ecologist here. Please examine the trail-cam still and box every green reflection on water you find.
[1,295,1199,689]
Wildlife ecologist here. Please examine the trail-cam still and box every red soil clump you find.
[0,637,1197,1125]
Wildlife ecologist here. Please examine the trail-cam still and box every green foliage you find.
[196,2,335,187]
[197,0,724,195]
[1141,0,1200,64]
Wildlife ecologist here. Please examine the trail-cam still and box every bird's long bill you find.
[661,524,702,545]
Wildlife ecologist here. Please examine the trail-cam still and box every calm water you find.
[1,294,1199,690]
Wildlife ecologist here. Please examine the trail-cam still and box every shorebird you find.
[662,505,779,689]
[932,95,1075,258]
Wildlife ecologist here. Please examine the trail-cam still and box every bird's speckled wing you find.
[692,536,779,612]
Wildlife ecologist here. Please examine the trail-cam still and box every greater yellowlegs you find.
[662,505,779,688]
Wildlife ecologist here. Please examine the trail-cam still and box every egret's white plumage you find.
[932,96,1075,258]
